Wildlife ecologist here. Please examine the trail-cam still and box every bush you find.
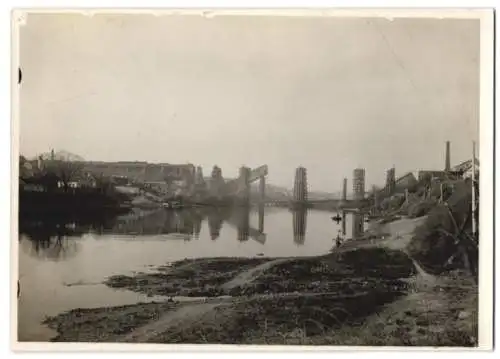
[407,199,438,218]
[407,179,475,274]
[380,194,405,212]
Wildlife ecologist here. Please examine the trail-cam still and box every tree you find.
[19,155,29,179]
[46,160,84,192]
[94,173,115,194]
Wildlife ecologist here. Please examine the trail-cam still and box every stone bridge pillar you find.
[259,175,266,203]
[293,167,308,204]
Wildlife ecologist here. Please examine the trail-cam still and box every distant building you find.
[451,158,480,179]
[81,161,196,184]
[418,170,448,182]
[57,172,97,189]
[418,157,479,183]
[394,172,418,193]
[372,171,417,198]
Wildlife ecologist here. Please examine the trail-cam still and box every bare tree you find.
[46,160,84,191]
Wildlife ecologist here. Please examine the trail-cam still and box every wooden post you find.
[405,188,409,204]
[341,210,346,235]
[472,141,477,237]
[440,183,444,203]
[258,204,265,233]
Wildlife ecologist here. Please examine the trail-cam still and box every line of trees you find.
[20,155,85,192]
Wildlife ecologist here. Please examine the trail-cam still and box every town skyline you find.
[20,144,476,196]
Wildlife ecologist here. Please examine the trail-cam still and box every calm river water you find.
[17,207,355,341]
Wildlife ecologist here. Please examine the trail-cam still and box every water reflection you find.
[292,209,307,245]
[20,234,80,261]
[208,209,224,240]
[110,209,204,237]
[258,205,265,233]
[18,206,356,261]
[18,217,98,261]
[225,205,266,244]
[236,208,250,242]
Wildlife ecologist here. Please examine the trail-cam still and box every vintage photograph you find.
[13,10,490,348]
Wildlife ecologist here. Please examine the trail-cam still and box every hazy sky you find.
[19,13,479,191]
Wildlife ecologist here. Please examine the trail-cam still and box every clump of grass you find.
[43,301,180,342]
[105,257,272,297]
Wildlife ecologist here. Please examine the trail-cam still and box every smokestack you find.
[342,178,347,201]
[445,141,451,171]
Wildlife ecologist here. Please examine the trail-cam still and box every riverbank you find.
[19,188,132,217]
[42,216,478,346]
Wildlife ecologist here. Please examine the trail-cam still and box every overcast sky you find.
[19,13,479,192]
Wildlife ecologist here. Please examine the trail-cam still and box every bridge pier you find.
[259,175,266,203]
[292,167,308,208]
[352,168,366,239]
[238,166,251,206]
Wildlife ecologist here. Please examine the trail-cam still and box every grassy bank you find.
[106,257,273,297]
[44,248,477,346]
[41,214,478,346]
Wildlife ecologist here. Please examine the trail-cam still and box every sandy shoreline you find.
[35,216,477,346]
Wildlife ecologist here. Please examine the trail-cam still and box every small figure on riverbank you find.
[336,236,343,248]
[334,230,343,248]
[331,214,342,224]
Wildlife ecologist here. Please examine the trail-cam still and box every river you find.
[17,206,357,342]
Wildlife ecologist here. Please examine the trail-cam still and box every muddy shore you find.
[42,217,478,346]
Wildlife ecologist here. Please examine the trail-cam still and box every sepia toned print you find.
[13,10,490,348]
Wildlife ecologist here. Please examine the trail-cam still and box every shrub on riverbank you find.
[407,179,476,275]
[407,199,438,218]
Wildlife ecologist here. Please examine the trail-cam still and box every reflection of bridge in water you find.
[292,210,307,246]
[107,207,365,244]
[19,206,366,259]
[106,207,268,244]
